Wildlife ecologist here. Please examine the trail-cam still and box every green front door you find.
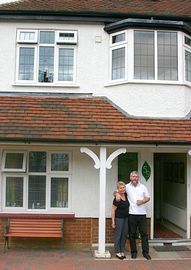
[118,152,138,184]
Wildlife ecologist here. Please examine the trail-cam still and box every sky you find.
[0,0,18,4]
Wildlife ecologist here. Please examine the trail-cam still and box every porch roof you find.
[0,95,191,145]
[0,0,191,21]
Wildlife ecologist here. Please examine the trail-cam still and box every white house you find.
[0,0,191,256]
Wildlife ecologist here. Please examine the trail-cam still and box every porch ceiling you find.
[0,95,191,145]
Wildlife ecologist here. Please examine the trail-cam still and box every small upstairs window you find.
[17,30,38,43]
[56,31,77,44]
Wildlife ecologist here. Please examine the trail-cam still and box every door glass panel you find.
[118,152,138,183]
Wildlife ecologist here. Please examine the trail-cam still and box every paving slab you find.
[0,245,191,270]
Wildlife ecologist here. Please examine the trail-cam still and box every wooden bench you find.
[4,218,64,251]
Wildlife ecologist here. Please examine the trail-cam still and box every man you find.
[116,171,151,260]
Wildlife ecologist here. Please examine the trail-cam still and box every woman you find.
[112,181,129,259]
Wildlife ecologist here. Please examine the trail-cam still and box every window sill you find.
[12,82,80,88]
[104,80,188,87]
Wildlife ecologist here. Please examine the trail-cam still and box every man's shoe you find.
[143,253,151,260]
[131,252,137,259]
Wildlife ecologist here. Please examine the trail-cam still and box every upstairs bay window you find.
[16,29,77,84]
[110,29,179,82]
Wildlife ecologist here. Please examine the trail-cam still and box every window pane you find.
[112,33,125,44]
[134,31,154,80]
[5,153,24,169]
[112,47,125,80]
[51,153,69,171]
[58,48,74,81]
[185,50,191,82]
[51,177,68,208]
[40,31,55,44]
[28,175,46,209]
[6,177,23,207]
[19,47,34,80]
[185,36,191,47]
[19,31,36,41]
[29,152,46,172]
[157,32,178,80]
[38,46,54,82]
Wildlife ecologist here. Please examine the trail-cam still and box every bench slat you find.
[4,217,64,250]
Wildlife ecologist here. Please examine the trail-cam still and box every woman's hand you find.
[112,223,116,229]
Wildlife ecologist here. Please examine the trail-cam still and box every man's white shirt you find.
[126,182,150,215]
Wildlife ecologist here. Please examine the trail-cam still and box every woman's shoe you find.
[116,254,124,260]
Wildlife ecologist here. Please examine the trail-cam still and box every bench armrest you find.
[4,223,9,235]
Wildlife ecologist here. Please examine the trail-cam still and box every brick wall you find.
[0,217,151,249]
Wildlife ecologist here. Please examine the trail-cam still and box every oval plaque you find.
[142,161,151,181]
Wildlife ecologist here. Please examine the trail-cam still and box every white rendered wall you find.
[1,21,191,118]
[72,147,118,217]
[102,83,191,118]
[162,202,187,230]
[0,145,117,218]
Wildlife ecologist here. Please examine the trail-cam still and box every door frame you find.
[151,152,190,240]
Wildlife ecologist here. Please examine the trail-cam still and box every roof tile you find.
[0,95,191,144]
[0,0,191,19]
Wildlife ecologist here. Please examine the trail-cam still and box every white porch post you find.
[81,146,126,258]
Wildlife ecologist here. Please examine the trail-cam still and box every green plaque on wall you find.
[142,161,151,181]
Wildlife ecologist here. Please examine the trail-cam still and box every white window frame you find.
[17,29,38,44]
[54,45,76,84]
[1,151,27,172]
[183,33,191,84]
[16,29,77,85]
[16,45,37,83]
[1,150,72,213]
[47,175,71,211]
[3,174,27,212]
[48,151,71,173]
[110,30,127,46]
[110,30,128,82]
[56,30,77,44]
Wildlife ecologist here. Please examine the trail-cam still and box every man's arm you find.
[113,191,121,201]
[136,196,150,206]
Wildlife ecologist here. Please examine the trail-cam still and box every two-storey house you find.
[0,0,191,256]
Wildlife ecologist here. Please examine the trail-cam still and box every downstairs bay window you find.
[16,29,77,84]
[2,151,71,212]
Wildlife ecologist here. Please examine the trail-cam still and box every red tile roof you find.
[0,95,191,145]
[0,0,191,20]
